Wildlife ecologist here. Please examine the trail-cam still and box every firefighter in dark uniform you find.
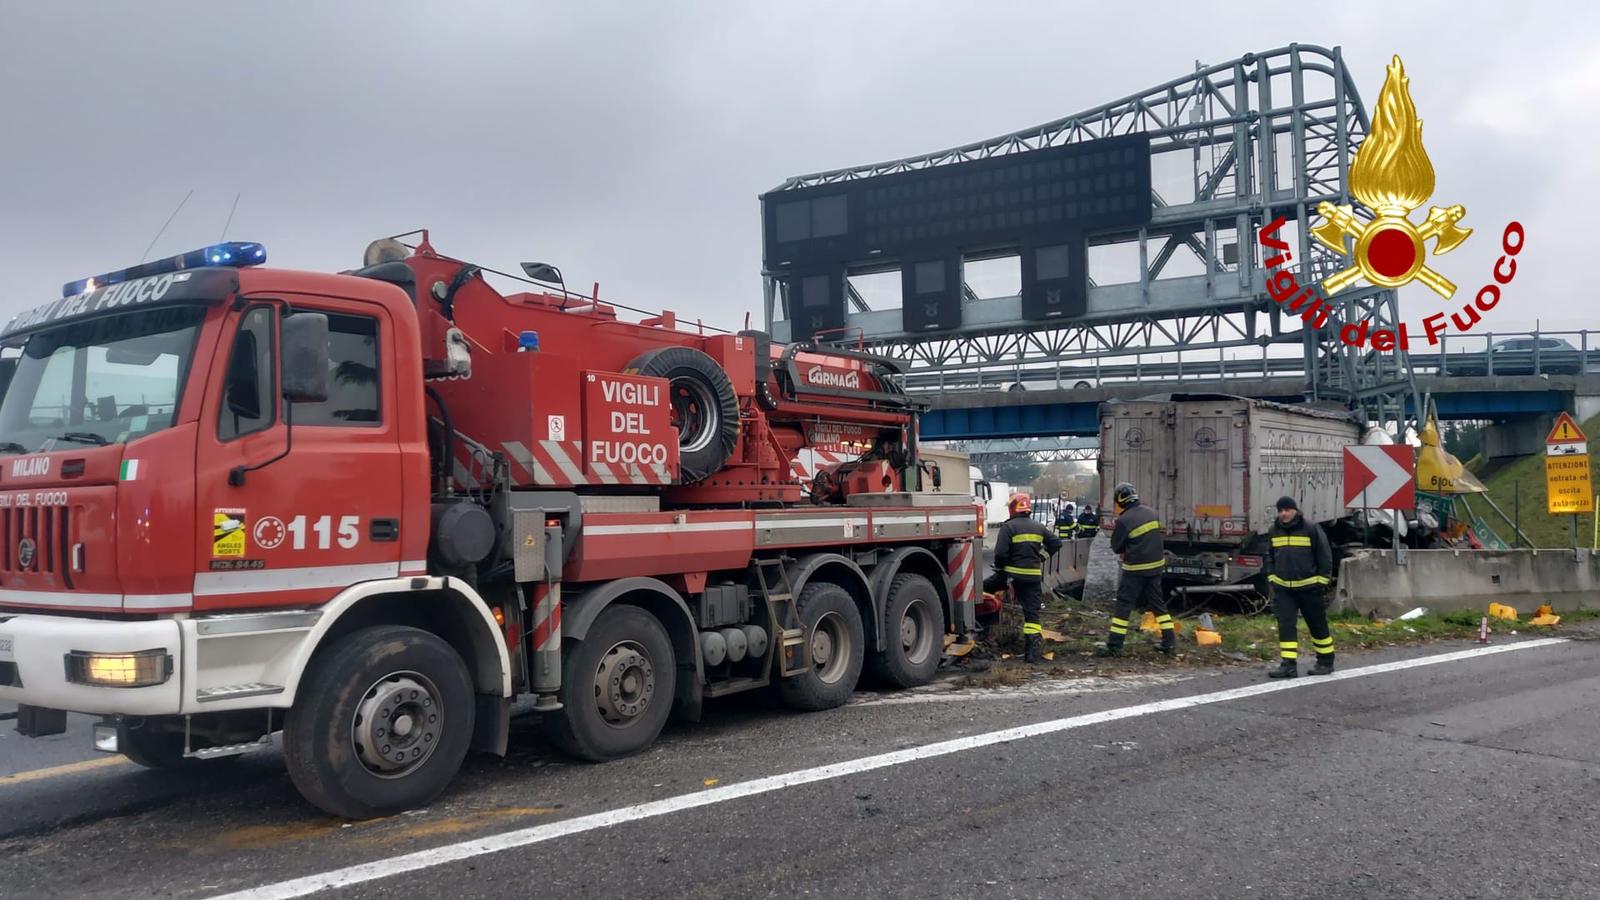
[1266,496,1335,677]
[1104,482,1174,655]
[1056,501,1078,540]
[985,493,1062,664]
[1077,503,1099,541]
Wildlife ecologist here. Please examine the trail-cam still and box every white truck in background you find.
[1097,394,1361,597]
[983,480,1012,526]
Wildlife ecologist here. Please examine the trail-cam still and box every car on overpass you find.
[1444,336,1594,376]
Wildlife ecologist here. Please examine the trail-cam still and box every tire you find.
[623,347,739,482]
[552,605,677,762]
[871,574,945,689]
[779,582,865,711]
[283,625,476,819]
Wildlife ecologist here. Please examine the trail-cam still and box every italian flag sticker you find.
[120,459,140,481]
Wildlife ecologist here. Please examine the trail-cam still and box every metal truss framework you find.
[765,44,1418,436]
[941,437,1101,462]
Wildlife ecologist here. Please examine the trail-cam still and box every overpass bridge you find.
[922,367,1600,460]
[904,329,1600,393]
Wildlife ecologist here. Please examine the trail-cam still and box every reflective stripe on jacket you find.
[1267,513,1332,589]
[1110,503,1164,573]
[994,514,1063,580]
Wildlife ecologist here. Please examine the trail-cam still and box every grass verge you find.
[963,600,1600,677]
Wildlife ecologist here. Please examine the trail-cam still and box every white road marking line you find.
[209,638,1569,900]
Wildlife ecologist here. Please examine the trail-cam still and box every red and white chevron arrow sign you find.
[1343,445,1415,510]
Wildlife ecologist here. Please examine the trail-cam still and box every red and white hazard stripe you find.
[530,583,562,652]
[528,582,562,695]
[503,440,672,487]
[947,540,978,605]
[793,447,850,482]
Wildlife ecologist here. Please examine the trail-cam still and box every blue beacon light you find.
[62,241,268,297]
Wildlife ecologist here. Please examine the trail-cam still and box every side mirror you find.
[0,357,16,402]
[520,262,561,283]
[281,313,330,404]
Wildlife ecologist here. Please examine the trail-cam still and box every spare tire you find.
[623,347,739,482]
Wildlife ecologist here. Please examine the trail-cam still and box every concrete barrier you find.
[981,531,1093,597]
[1335,548,1600,617]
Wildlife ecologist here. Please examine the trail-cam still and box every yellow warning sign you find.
[1545,455,1593,515]
[213,508,247,558]
[1546,412,1587,445]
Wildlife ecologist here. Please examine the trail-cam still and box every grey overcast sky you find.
[2,2,1594,334]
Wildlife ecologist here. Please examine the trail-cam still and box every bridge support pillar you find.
[1483,415,1556,461]
[1575,393,1600,425]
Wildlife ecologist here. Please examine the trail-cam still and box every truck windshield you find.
[0,305,206,453]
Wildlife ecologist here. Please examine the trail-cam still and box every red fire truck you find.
[0,234,982,818]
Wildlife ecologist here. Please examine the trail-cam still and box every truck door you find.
[1174,402,1246,543]
[192,298,406,611]
[1101,401,1172,525]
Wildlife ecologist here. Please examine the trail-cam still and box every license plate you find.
[1169,566,1207,576]
[0,635,13,662]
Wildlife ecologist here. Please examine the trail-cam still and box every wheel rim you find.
[670,376,718,455]
[352,671,444,779]
[898,598,936,666]
[593,640,657,728]
[810,611,852,684]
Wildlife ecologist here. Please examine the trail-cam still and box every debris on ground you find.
[951,539,1599,681]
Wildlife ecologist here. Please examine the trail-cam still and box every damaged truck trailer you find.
[1096,395,1361,599]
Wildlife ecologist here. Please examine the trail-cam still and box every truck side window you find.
[293,313,380,427]
[219,306,276,440]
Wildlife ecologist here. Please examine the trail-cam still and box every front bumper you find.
[0,614,182,716]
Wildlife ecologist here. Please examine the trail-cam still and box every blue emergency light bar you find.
[62,242,267,297]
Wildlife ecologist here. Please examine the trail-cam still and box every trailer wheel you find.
[552,605,677,761]
[283,625,476,819]
[779,582,865,711]
[623,347,739,482]
[871,573,944,689]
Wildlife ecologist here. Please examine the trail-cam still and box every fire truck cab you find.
[0,238,982,818]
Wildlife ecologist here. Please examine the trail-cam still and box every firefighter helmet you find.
[1114,482,1139,506]
[1007,493,1032,516]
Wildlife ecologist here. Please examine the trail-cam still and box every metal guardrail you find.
[903,330,1600,392]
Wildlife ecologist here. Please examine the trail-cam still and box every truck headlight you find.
[64,649,172,688]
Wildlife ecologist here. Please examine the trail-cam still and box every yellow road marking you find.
[0,755,130,786]
[213,807,564,853]
[357,807,560,846]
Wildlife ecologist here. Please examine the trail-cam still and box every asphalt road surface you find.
[3,632,1596,900]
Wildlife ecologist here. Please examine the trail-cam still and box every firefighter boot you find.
[1024,634,1045,665]
[1096,639,1124,658]
[1158,630,1177,656]
[1309,654,1335,676]
[1267,659,1298,679]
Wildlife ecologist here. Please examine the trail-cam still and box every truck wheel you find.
[623,347,739,482]
[283,625,476,819]
[871,574,945,689]
[553,605,677,761]
[779,582,865,711]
